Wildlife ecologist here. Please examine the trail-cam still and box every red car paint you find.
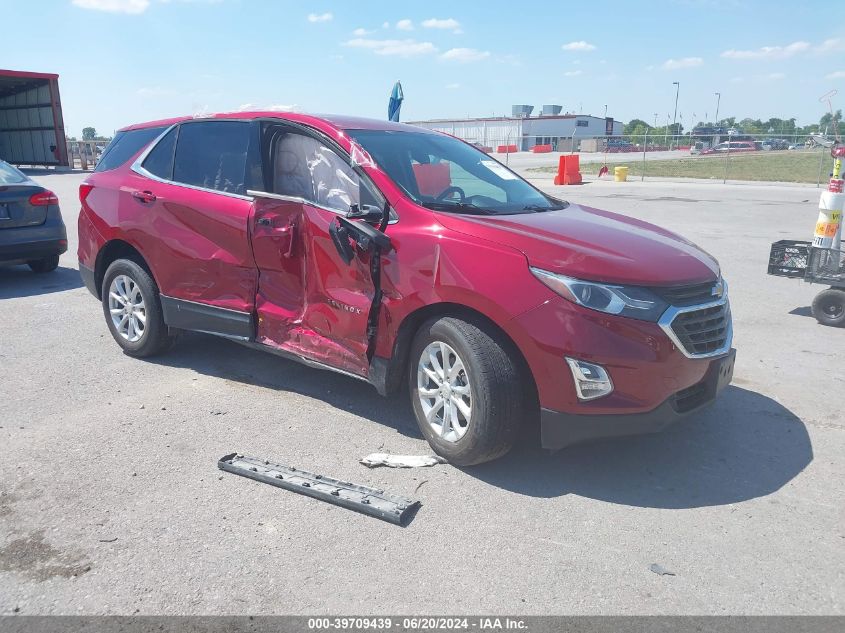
[78,111,733,450]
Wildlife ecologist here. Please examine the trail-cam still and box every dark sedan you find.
[0,160,67,273]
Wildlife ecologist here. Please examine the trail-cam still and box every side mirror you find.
[329,215,392,265]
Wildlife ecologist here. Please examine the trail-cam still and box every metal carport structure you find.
[0,69,68,168]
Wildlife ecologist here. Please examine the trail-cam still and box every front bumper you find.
[540,348,735,450]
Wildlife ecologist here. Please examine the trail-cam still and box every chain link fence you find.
[57,132,839,186]
[455,133,835,186]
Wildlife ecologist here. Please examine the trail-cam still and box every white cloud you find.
[562,41,596,51]
[721,41,809,60]
[445,83,461,89]
[396,19,414,31]
[352,27,374,36]
[344,38,437,57]
[564,70,583,77]
[816,38,845,53]
[765,72,786,80]
[307,12,333,23]
[382,21,390,28]
[662,57,704,69]
[72,0,150,13]
[439,48,490,63]
[422,17,461,33]
[825,70,845,79]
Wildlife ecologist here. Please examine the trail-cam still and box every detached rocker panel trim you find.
[160,295,254,341]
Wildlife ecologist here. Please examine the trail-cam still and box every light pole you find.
[671,81,680,150]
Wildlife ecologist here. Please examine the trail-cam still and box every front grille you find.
[668,301,731,356]
[652,281,718,306]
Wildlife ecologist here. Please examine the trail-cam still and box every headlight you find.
[530,267,669,322]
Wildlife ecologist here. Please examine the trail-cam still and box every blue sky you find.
[2,0,844,136]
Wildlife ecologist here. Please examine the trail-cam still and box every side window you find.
[94,126,167,172]
[173,121,250,194]
[141,127,178,180]
[269,131,378,212]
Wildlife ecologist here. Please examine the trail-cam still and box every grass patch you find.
[528,150,832,184]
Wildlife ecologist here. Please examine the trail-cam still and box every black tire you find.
[409,316,523,466]
[101,258,175,357]
[812,288,845,327]
[27,255,60,273]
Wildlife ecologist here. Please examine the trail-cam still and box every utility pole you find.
[714,92,721,126]
[672,81,680,150]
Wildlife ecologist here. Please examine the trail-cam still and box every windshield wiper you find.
[523,203,566,212]
[420,201,496,215]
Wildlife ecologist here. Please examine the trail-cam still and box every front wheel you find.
[812,288,845,327]
[101,259,175,357]
[409,317,524,466]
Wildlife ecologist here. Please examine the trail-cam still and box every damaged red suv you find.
[78,112,734,465]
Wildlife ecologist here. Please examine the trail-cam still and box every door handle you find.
[271,222,296,258]
[131,190,156,203]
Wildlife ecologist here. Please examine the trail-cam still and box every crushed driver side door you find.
[248,124,389,378]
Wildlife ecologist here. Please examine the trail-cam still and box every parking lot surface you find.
[1,170,843,615]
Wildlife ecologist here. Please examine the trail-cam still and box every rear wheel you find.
[101,259,175,357]
[27,255,59,273]
[812,288,845,327]
[409,317,523,466]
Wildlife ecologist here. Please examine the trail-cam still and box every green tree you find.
[819,109,842,132]
[82,127,97,141]
[624,118,651,135]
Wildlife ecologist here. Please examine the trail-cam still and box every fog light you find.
[565,358,613,401]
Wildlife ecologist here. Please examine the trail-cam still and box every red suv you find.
[78,112,734,465]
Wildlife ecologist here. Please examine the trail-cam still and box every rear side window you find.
[142,127,178,180]
[95,126,167,172]
[173,121,250,195]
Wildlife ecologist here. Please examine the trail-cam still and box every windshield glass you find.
[348,130,565,215]
[0,160,28,184]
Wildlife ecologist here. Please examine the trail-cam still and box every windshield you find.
[348,129,565,215]
[0,160,28,184]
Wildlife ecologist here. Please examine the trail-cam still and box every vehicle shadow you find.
[0,265,83,299]
[788,306,813,318]
[144,333,421,439]
[144,334,813,509]
[465,385,813,508]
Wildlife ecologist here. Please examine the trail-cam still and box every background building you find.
[0,68,68,167]
[410,104,623,151]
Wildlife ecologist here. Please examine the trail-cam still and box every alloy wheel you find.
[108,274,147,343]
[416,341,472,442]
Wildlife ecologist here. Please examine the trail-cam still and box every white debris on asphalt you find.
[360,453,447,468]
